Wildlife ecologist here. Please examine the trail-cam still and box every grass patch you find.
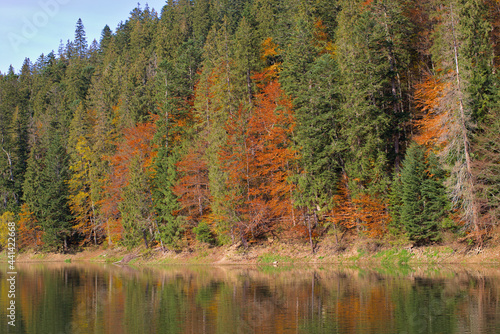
[104,256,122,263]
[347,248,367,262]
[64,258,71,263]
[375,249,412,265]
[31,253,47,260]
[257,253,294,264]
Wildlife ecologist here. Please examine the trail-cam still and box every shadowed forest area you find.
[0,0,499,254]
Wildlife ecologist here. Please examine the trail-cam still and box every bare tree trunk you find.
[450,4,481,244]
[307,213,315,254]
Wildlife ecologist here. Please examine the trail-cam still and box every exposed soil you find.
[5,234,500,266]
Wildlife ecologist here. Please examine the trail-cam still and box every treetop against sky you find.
[0,0,166,73]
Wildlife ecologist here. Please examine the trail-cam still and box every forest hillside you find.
[1,0,499,253]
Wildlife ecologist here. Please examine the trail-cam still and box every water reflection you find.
[1,263,500,333]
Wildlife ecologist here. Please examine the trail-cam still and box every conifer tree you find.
[119,156,153,248]
[392,143,447,244]
[335,0,413,199]
[424,0,496,241]
[280,7,341,225]
[23,121,72,251]
[74,18,88,59]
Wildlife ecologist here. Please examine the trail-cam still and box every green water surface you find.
[1,263,500,333]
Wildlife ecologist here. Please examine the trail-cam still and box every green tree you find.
[427,0,496,241]
[335,0,413,201]
[393,143,447,244]
[23,121,72,251]
[119,156,154,248]
[280,7,341,222]
[74,18,88,59]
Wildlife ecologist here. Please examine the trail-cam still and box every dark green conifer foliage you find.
[42,123,72,249]
[74,18,88,59]
[0,70,19,212]
[99,25,113,51]
[233,16,259,105]
[193,0,212,44]
[9,105,29,211]
[152,146,183,248]
[291,54,341,213]
[279,6,342,216]
[24,121,72,250]
[396,143,447,244]
[22,139,44,218]
[119,156,153,248]
[457,0,496,122]
[335,0,413,196]
[473,107,500,226]
[0,62,31,213]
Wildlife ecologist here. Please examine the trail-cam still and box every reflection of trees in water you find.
[3,264,500,333]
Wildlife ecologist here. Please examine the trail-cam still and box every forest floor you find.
[5,231,500,266]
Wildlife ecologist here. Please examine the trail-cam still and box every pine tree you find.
[119,155,153,248]
[334,0,413,209]
[280,7,341,227]
[74,18,88,59]
[393,142,447,244]
[23,121,72,251]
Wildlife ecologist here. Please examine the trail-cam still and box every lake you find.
[1,263,500,333]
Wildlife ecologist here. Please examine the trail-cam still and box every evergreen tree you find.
[152,146,183,248]
[335,0,413,199]
[426,0,496,240]
[74,18,88,59]
[473,106,500,228]
[119,156,153,248]
[23,121,72,251]
[280,6,341,221]
[393,143,447,244]
[99,25,113,51]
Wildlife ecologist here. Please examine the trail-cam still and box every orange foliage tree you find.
[17,203,44,249]
[101,118,157,246]
[329,174,389,239]
[413,75,448,150]
[220,68,297,242]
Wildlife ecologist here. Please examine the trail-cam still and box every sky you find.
[0,0,167,74]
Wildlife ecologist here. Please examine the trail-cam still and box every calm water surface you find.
[1,263,500,333]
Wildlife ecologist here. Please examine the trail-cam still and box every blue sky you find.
[0,0,167,73]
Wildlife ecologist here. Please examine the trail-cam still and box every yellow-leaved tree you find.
[0,211,15,249]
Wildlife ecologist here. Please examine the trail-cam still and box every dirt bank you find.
[4,236,500,266]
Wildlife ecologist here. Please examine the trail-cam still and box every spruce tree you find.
[40,121,72,250]
[280,7,341,218]
[335,0,413,198]
[23,121,72,251]
[395,143,447,244]
[119,156,153,248]
[152,146,183,248]
[74,18,88,59]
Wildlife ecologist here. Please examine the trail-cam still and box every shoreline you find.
[3,238,500,267]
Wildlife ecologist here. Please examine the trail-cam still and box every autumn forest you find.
[0,0,499,253]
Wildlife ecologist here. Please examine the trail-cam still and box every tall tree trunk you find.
[450,4,481,243]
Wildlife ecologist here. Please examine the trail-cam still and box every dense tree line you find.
[0,0,499,252]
